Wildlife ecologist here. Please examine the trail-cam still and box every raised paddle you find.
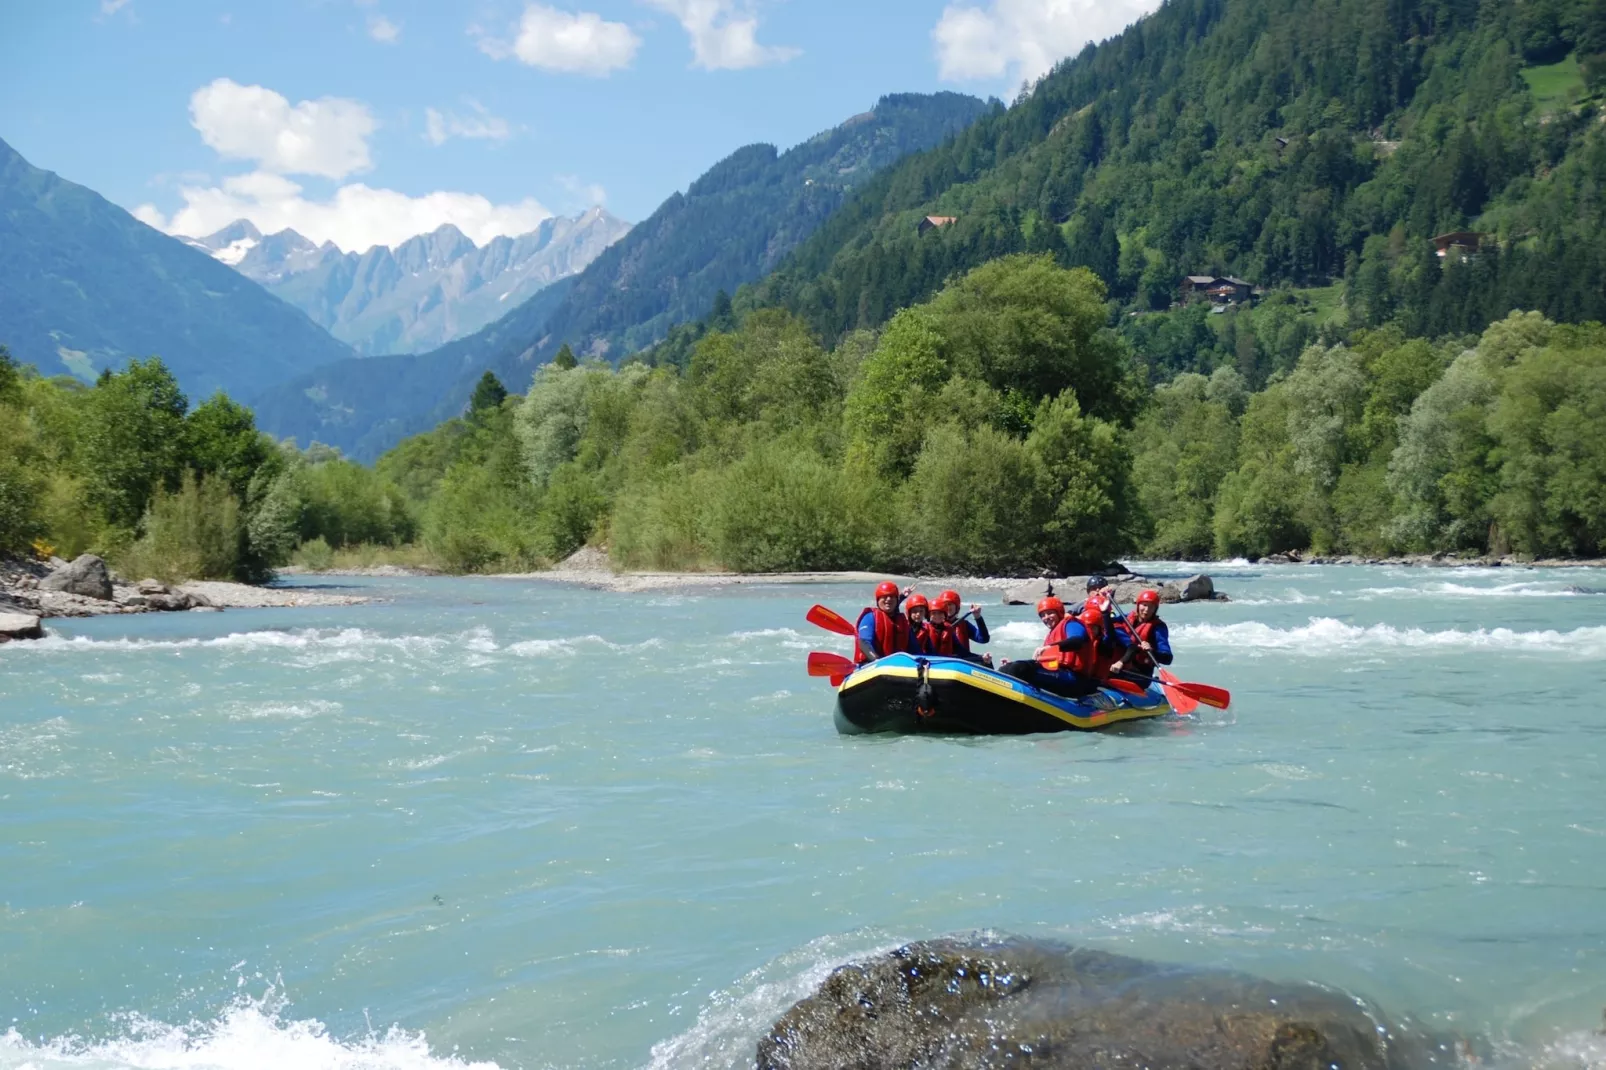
[805,604,856,636]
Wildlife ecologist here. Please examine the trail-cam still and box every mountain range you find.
[0,136,353,400]
[249,91,991,459]
[182,208,630,356]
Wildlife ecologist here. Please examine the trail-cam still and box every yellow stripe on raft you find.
[839,662,1172,729]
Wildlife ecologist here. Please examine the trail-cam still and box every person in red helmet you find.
[904,593,935,654]
[1001,597,1113,697]
[855,581,912,664]
[1110,589,1173,681]
[928,589,992,666]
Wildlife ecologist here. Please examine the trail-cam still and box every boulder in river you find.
[758,937,1446,1070]
[0,609,44,642]
[38,554,114,601]
[1181,573,1217,601]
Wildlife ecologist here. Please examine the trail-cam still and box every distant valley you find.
[182,208,630,356]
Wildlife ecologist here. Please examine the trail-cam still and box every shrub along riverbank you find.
[2,256,1604,581]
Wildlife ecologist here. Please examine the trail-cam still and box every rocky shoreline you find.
[0,554,370,643]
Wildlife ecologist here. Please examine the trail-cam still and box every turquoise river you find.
[2,563,1604,1069]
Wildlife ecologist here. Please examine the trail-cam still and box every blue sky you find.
[0,0,1157,252]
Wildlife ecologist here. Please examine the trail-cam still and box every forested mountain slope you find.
[249,276,577,461]
[528,92,991,363]
[0,137,354,400]
[740,0,1606,346]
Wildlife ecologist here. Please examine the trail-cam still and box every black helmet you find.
[1086,575,1109,591]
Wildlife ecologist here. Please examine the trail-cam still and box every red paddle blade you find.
[1104,677,1147,696]
[807,651,855,678]
[1159,681,1200,715]
[1159,670,1229,709]
[806,604,856,636]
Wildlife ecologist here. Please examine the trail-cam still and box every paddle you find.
[806,650,854,687]
[1101,591,1227,712]
[806,604,856,636]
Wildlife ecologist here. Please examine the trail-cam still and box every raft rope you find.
[914,658,936,720]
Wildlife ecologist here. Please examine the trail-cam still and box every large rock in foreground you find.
[38,554,113,600]
[759,937,1443,1070]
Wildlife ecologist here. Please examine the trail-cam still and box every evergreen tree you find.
[551,343,578,371]
[470,371,508,415]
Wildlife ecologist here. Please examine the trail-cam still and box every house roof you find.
[1185,275,1217,284]
[922,215,958,226]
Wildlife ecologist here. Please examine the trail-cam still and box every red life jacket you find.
[927,619,965,657]
[1037,619,1105,677]
[1123,612,1163,672]
[854,607,910,664]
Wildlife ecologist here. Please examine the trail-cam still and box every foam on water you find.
[1173,617,1606,657]
[0,996,500,1070]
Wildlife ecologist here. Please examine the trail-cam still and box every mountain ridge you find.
[0,136,354,400]
[184,208,631,356]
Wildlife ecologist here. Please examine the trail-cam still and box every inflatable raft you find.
[833,652,1173,735]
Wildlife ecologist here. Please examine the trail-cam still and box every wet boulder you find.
[0,609,44,642]
[38,554,113,601]
[1181,573,1217,601]
[758,937,1441,1070]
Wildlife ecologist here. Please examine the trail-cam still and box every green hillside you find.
[738,0,1606,351]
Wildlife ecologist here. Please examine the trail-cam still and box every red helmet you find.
[1036,596,1064,616]
[936,590,961,611]
[1079,605,1105,631]
[906,593,929,611]
[1136,589,1161,607]
[874,581,899,599]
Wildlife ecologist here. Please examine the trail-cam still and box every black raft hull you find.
[833,654,1171,736]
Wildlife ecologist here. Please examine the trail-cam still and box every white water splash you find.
[0,998,500,1070]
[1,628,642,663]
[642,930,910,1070]
[1353,580,1588,600]
[1173,618,1606,657]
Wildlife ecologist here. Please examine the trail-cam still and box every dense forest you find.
[3,262,1604,578]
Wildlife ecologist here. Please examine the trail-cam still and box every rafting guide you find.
[807,581,1229,735]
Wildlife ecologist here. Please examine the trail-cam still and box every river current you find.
[1,563,1604,1070]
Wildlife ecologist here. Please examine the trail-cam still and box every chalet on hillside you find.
[1180,275,1256,306]
[918,215,958,234]
[1431,231,1482,261]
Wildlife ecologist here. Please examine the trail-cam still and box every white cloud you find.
[100,0,131,14]
[478,4,641,76]
[189,78,375,180]
[645,0,798,70]
[367,14,401,43]
[933,0,1158,87]
[424,100,513,146]
[136,172,553,253]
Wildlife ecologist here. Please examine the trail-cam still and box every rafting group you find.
[852,577,1171,696]
[804,577,1226,736]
